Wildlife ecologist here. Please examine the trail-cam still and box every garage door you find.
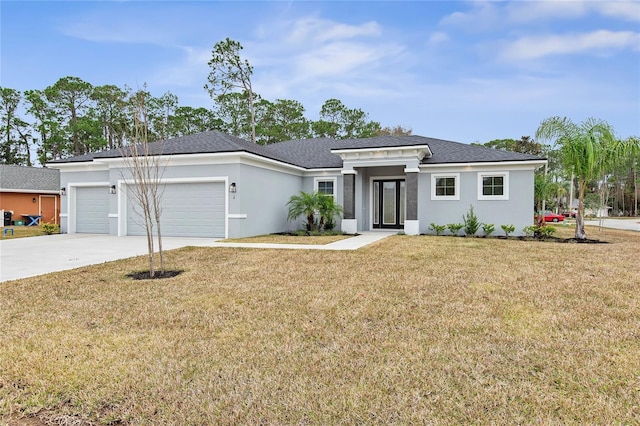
[76,186,110,233]
[126,182,225,237]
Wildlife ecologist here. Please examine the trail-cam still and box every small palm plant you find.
[287,191,320,231]
[287,191,343,232]
[317,194,343,231]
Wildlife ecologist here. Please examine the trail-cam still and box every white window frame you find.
[477,171,509,201]
[431,173,460,200]
[314,177,337,200]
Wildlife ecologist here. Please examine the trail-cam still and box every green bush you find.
[41,223,60,235]
[481,223,495,236]
[429,223,446,236]
[462,205,480,236]
[501,224,515,237]
[447,223,464,236]
[525,223,557,239]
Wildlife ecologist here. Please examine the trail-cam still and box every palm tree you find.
[317,193,343,231]
[287,191,344,232]
[536,117,638,239]
[287,191,320,231]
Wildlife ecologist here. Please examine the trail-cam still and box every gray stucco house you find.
[48,131,546,238]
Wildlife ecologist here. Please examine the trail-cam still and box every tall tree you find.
[24,89,66,163]
[377,125,413,136]
[312,99,381,139]
[256,98,310,144]
[44,76,94,156]
[0,87,23,164]
[536,117,639,239]
[148,91,178,141]
[205,38,256,143]
[92,84,128,150]
[473,136,544,156]
[167,106,222,137]
[214,91,253,139]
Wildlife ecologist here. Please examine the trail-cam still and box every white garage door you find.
[76,186,110,234]
[126,182,225,238]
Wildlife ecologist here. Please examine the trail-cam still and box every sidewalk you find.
[584,219,640,232]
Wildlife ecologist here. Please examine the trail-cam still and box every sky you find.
[1,0,639,144]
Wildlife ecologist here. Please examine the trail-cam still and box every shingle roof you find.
[264,135,544,168]
[48,132,545,169]
[0,164,60,191]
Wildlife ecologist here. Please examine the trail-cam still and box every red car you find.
[540,211,565,223]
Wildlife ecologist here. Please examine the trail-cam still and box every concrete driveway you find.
[0,232,394,282]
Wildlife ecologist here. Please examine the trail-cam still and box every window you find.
[477,172,509,200]
[314,177,337,200]
[431,173,459,200]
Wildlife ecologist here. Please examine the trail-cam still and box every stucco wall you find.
[0,193,60,225]
[419,169,535,236]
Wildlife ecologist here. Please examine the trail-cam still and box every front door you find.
[40,195,57,224]
[373,179,405,229]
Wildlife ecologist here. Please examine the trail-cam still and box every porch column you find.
[341,170,357,234]
[404,169,420,235]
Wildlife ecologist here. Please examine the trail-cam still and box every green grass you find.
[1,227,639,424]
[0,226,55,240]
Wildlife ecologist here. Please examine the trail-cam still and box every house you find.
[48,131,546,238]
[0,164,60,226]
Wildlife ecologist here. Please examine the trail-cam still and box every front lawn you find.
[0,226,54,240]
[1,227,638,424]
[222,233,352,245]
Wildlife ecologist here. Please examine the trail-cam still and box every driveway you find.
[584,218,640,232]
[0,232,395,282]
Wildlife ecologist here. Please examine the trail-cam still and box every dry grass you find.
[223,234,352,245]
[1,227,639,424]
[0,227,49,240]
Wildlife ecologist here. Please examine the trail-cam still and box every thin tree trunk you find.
[576,181,587,240]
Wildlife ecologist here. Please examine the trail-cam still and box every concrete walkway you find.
[0,231,396,282]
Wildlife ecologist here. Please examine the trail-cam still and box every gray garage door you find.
[126,182,225,237]
[76,186,110,234]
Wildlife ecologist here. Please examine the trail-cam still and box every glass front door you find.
[373,179,405,229]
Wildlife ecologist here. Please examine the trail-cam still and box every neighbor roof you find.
[48,132,545,169]
[0,164,60,191]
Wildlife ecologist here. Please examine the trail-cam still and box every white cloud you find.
[442,0,640,28]
[439,1,501,31]
[500,30,640,61]
[594,1,640,22]
[285,17,381,44]
[428,32,450,45]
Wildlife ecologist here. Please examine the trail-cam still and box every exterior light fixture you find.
[32,197,37,203]
[229,182,237,193]
[60,188,66,196]
[109,185,117,194]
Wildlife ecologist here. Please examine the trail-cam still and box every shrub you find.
[523,225,537,237]
[462,205,480,236]
[429,223,446,236]
[501,224,515,237]
[481,223,495,236]
[525,223,557,239]
[447,223,464,236]
[41,223,60,235]
[539,225,556,238]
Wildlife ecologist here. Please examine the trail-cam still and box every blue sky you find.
[1,0,639,144]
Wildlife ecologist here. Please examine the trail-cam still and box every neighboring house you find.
[0,164,61,226]
[48,131,546,238]
[569,199,610,218]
